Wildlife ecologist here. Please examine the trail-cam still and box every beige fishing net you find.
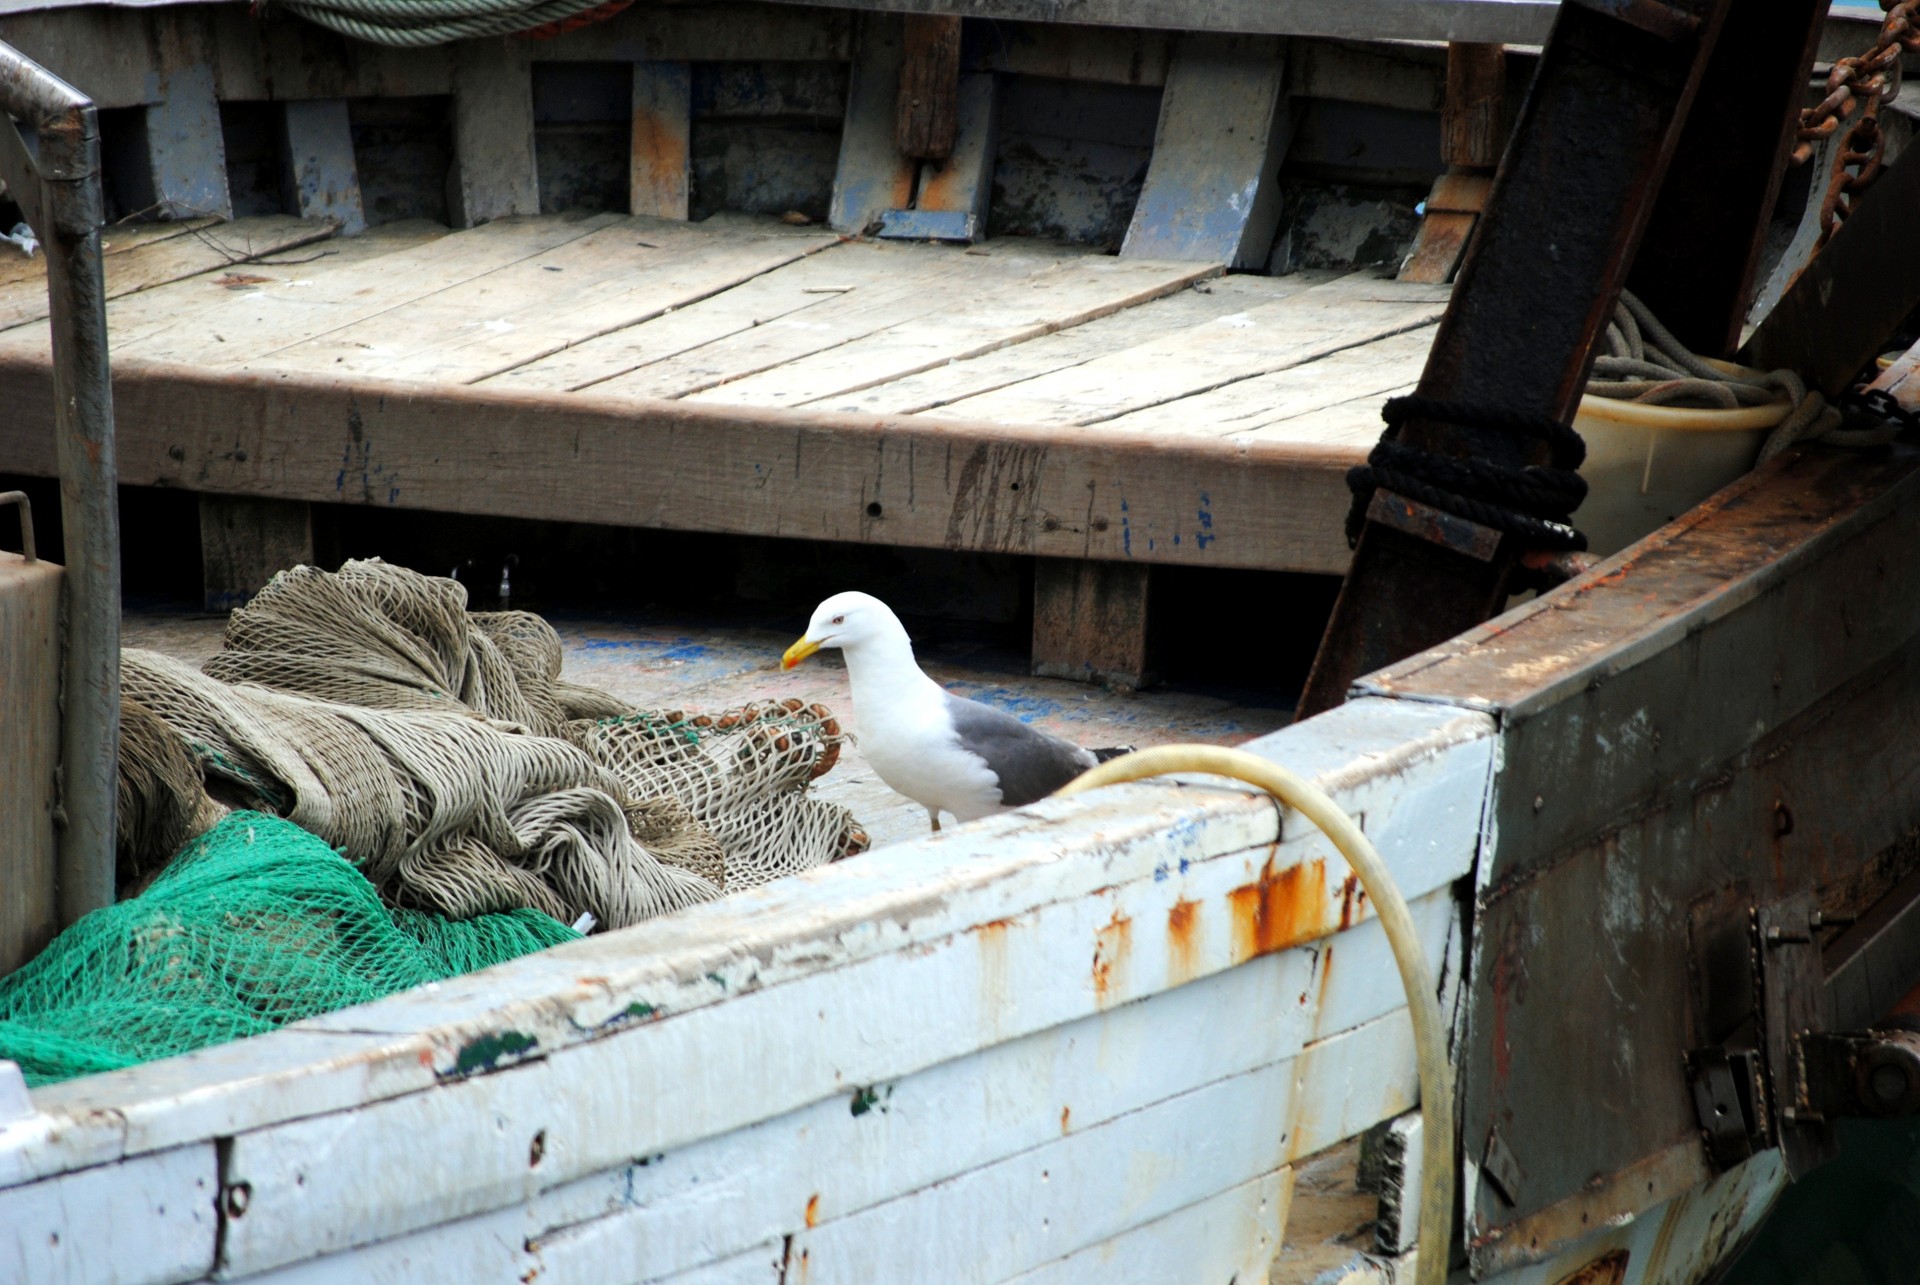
[119,560,867,930]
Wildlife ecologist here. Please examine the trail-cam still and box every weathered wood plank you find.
[198,496,315,613]
[0,1144,218,1285]
[97,215,617,369]
[829,12,915,233]
[281,100,367,236]
[630,61,693,220]
[449,41,539,228]
[0,216,337,335]
[247,217,839,385]
[0,351,1362,572]
[1098,323,1435,438]
[930,272,1448,426]
[1229,383,1419,449]
[895,14,962,159]
[1000,1169,1293,1285]
[1032,559,1154,688]
[0,546,60,976]
[807,273,1333,417]
[12,699,1486,1189]
[1121,34,1292,269]
[597,238,1079,401]
[684,250,1217,409]
[0,219,219,294]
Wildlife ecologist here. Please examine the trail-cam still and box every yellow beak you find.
[782,636,822,670]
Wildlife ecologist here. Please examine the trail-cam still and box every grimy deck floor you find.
[124,606,1289,850]
[0,212,1444,575]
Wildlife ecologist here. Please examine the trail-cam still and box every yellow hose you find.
[1057,744,1455,1285]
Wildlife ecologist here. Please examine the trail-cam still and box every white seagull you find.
[782,591,1132,832]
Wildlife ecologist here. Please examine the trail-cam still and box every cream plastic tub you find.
[1571,362,1791,557]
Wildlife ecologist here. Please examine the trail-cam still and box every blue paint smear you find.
[1153,862,1169,882]
[1178,857,1191,874]
[1196,492,1216,549]
[945,685,1063,722]
[574,638,718,663]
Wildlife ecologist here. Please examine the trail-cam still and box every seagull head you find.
[783,591,902,669]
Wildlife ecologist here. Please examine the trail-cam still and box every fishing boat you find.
[3,0,1920,1282]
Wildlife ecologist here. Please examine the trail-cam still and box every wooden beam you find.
[448,41,539,227]
[629,62,692,220]
[197,496,314,613]
[0,544,60,976]
[1032,559,1155,689]
[895,14,962,160]
[1399,43,1505,285]
[0,353,1358,574]
[1121,35,1291,270]
[281,100,366,235]
[878,71,998,242]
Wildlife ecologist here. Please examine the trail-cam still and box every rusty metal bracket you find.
[1685,1046,1764,1169]
[1365,488,1503,561]
[1758,894,1838,1175]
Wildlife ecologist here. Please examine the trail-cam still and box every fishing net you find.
[117,559,866,928]
[0,812,579,1087]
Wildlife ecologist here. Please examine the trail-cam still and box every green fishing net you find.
[0,812,578,1087]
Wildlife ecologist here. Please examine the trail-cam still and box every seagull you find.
[782,591,1133,832]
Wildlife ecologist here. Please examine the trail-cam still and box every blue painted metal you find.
[829,12,914,233]
[145,59,230,220]
[875,208,977,241]
[282,100,365,234]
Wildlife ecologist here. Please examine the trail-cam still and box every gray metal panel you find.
[1360,444,1920,1274]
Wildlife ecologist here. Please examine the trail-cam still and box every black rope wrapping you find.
[1344,395,1591,552]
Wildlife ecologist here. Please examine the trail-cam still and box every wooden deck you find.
[0,212,1444,576]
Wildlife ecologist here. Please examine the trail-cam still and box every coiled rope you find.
[265,0,635,47]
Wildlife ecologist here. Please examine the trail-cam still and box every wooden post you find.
[877,71,998,242]
[198,496,314,613]
[895,15,962,161]
[0,542,61,974]
[1032,560,1155,690]
[449,41,539,227]
[1399,43,1504,284]
[630,62,692,220]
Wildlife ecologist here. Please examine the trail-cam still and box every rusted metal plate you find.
[1362,443,1920,1272]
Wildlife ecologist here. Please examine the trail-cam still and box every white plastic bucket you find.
[1571,360,1791,557]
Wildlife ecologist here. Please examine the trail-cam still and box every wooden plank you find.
[1230,383,1420,450]
[999,1169,1293,1285]
[1121,34,1292,270]
[1097,323,1436,439]
[0,547,60,976]
[930,272,1448,426]
[829,12,915,233]
[895,14,962,160]
[0,218,219,294]
[0,350,1364,573]
[1032,559,1154,689]
[0,1144,217,1284]
[246,217,841,386]
[806,272,1333,417]
[597,238,1079,401]
[282,100,366,236]
[684,251,1218,410]
[449,41,539,228]
[630,62,693,220]
[98,214,618,369]
[13,697,1485,1188]
[198,496,314,613]
[0,216,337,334]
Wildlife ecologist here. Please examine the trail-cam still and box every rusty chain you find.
[1794,0,1920,246]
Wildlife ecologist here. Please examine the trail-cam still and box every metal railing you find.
[0,42,120,923]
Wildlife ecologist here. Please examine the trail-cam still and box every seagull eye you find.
[831,615,846,625]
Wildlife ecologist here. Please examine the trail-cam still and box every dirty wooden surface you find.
[123,605,1289,850]
[0,212,1444,575]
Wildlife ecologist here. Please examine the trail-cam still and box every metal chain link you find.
[1793,0,1920,247]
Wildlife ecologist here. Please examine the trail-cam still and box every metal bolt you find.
[223,1181,252,1218]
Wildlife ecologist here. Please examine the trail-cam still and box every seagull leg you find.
[928,808,942,833]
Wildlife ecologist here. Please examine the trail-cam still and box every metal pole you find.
[0,42,121,921]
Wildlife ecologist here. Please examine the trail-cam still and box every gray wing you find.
[942,693,1096,808]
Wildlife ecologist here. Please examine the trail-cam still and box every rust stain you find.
[1314,942,1337,1015]
[631,108,689,204]
[1552,1249,1629,1285]
[1091,911,1133,1006]
[1226,858,1328,963]
[804,1192,820,1229]
[1166,898,1201,984]
[1059,1105,1071,1134]
[1337,872,1366,930]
